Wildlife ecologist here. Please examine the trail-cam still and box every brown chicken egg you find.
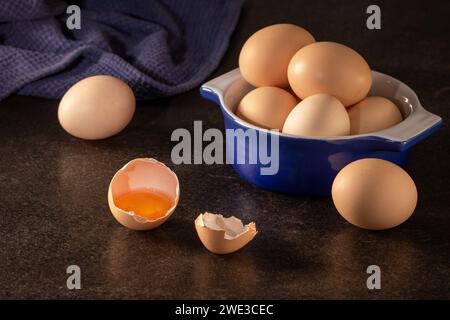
[58,75,135,140]
[108,158,180,231]
[332,158,417,230]
[288,41,372,106]
[195,212,257,254]
[348,96,403,134]
[282,94,350,136]
[236,87,298,130]
[239,23,315,87]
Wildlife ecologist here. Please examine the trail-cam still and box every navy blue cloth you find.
[0,0,243,100]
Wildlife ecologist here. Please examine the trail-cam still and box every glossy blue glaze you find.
[200,85,442,196]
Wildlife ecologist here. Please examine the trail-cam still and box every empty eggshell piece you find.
[348,96,403,134]
[239,23,315,87]
[288,41,372,106]
[108,158,180,231]
[195,212,257,254]
[58,75,135,140]
[332,158,418,230]
[282,94,350,136]
[236,87,297,130]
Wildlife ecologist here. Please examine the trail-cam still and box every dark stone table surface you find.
[1,0,449,299]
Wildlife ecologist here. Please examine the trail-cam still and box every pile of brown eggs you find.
[237,24,419,232]
[236,24,402,136]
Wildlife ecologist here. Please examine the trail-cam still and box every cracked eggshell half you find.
[195,212,257,254]
[108,158,180,230]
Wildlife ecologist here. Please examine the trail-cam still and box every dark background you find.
[1,0,449,299]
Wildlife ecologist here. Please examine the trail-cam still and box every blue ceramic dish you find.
[200,69,442,196]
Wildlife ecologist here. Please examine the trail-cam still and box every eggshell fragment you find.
[332,158,417,230]
[236,87,297,130]
[288,41,372,106]
[348,96,403,134]
[282,94,350,136]
[239,24,315,87]
[108,158,180,231]
[58,75,135,140]
[195,212,257,254]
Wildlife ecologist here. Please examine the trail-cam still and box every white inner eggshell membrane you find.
[111,159,178,204]
[199,212,250,240]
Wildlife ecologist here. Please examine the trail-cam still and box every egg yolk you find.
[115,189,173,220]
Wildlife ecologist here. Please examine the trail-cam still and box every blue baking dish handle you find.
[383,120,442,151]
[200,86,221,105]
[364,106,443,151]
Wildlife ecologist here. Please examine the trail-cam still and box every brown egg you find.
[288,42,372,106]
[236,87,297,130]
[108,158,180,231]
[348,96,403,134]
[58,75,135,140]
[239,24,315,87]
[282,94,350,136]
[332,158,417,230]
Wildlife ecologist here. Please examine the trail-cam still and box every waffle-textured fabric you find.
[0,0,243,101]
